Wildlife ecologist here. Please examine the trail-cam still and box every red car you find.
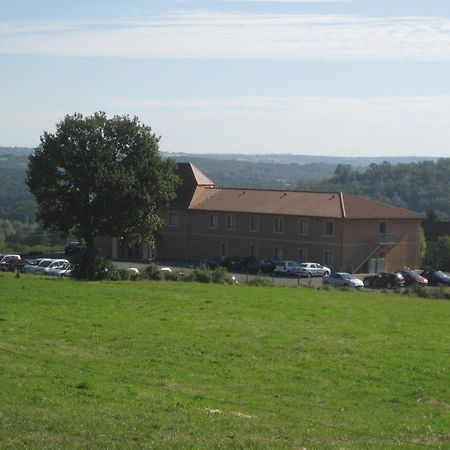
[397,270,428,287]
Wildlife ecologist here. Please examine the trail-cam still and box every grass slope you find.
[0,274,449,449]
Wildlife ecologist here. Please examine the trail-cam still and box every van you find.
[274,260,302,276]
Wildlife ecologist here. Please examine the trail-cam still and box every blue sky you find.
[1,0,450,156]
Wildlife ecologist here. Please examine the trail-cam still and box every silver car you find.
[323,272,364,288]
[298,262,331,277]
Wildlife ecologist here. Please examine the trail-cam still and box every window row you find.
[168,212,335,237]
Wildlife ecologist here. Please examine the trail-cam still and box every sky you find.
[1,0,450,157]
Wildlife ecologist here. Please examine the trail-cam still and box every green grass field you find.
[0,274,449,449]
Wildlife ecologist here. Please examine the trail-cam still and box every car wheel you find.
[307,272,312,278]
[386,282,392,289]
[363,279,370,287]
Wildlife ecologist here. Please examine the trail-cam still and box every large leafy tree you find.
[26,112,179,255]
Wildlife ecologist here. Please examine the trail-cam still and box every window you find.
[298,218,309,235]
[220,242,229,258]
[324,249,333,266]
[249,216,259,232]
[274,217,284,233]
[226,214,236,230]
[379,222,387,234]
[249,244,258,258]
[209,213,218,229]
[167,211,179,227]
[298,248,308,263]
[274,246,283,261]
[324,221,334,237]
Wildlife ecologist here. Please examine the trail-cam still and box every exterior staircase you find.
[350,233,395,274]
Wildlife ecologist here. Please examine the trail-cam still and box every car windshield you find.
[39,260,53,267]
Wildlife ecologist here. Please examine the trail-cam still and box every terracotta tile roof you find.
[188,188,423,219]
[173,163,423,220]
[342,193,424,219]
[170,163,214,208]
[190,188,345,217]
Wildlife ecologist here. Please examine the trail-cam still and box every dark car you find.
[363,272,405,289]
[397,270,428,287]
[420,270,450,287]
[241,256,276,274]
[222,256,244,272]
[65,242,85,255]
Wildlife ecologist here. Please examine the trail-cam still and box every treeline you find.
[301,158,450,219]
[0,154,64,253]
[172,156,337,189]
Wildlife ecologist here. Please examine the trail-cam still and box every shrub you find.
[142,263,163,281]
[211,266,232,284]
[192,269,212,283]
[247,274,274,286]
[164,271,179,281]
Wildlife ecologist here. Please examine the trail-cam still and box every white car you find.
[323,272,364,288]
[44,261,71,276]
[298,262,331,278]
[274,261,302,276]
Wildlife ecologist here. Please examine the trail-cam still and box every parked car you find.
[22,258,47,273]
[44,260,71,276]
[274,260,303,276]
[65,242,85,255]
[0,254,29,272]
[239,256,275,274]
[222,256,244,272]
[396,270,428,287]
[297,262,331,278]
[363,272,405,289]
[419,270,450,287]
[323,272,364,288]
[29,259,56,274]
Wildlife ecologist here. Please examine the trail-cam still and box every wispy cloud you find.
[1,12,450,61]
[106,95,450,155]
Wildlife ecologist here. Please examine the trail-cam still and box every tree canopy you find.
[301,159,450,219]
[26,112,179,252]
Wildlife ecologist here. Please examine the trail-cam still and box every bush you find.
[211,266,232,284]
[192,269,212,283]
[142,263,163,281]
[164,271,179,281]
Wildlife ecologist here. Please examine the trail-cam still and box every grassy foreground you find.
[0,274,449,449]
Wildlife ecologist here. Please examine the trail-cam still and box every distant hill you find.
[0,146,447,219]
[0,147,34,156]
[164,152,439,167]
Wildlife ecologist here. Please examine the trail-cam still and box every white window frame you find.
[323,249,333,266]
[226,214,236,230]
[298,218,309,235]
[297,248,308,263]
[209,213,218,229]
[324,220,334,238]
[249,244,258,258]
[220,242,229,258]
[274,246,283,261]
[274,217,284,234]
[249,215,259,232]
[167,211,179,227]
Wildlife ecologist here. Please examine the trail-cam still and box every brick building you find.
[101,163,423,273]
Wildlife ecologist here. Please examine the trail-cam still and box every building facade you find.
[101,163,423,273]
